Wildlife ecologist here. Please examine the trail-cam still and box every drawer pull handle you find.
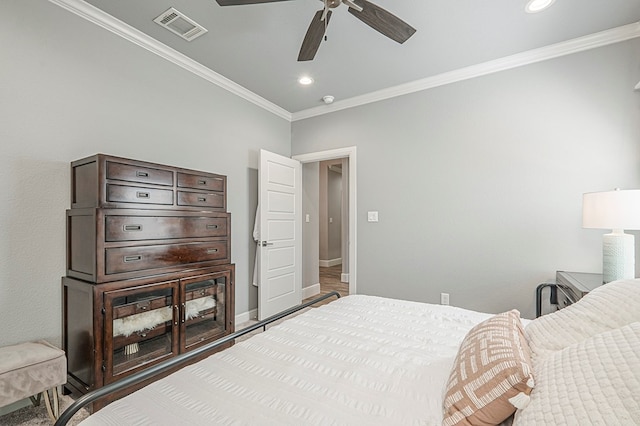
[136,171,149,178]
[181,303,186,323]
[124,255,142,263]
[136,191,150,199]
[207,248,218,254]
[174,305,179,326]
[198,180,207,185]
[197,197,206,202]
[123,224,142,232]
[206,224,218,230]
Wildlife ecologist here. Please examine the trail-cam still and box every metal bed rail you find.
[55,291,341,426]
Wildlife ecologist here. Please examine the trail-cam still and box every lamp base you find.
[602,231,635,283]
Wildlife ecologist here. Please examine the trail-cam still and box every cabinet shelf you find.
[113,334,172,377]
[185,318,226,348]
[112,323,171,350]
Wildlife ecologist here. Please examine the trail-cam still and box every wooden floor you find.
[236,265,348,340]
[303,264,349,306]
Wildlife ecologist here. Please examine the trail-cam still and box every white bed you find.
[79,295,494,425]
[72,280,640,426]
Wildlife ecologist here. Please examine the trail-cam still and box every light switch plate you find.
[367,211,379,222]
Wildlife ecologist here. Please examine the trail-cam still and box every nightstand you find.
[535,271,603,317]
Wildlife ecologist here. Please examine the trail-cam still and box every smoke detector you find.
[154,8,208,41]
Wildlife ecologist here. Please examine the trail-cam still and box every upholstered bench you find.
[0,340,66,421]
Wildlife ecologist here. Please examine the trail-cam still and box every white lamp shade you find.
[583,189,640,230]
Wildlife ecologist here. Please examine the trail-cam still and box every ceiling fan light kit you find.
[215,0,416,61]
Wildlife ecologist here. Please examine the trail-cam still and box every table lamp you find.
[583,188,640,283]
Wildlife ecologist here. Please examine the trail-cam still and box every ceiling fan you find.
[214,0,416,61]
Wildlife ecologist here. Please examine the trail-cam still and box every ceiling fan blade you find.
[216,0,292,6]
[347,0,416,44]
[298,10,332,62]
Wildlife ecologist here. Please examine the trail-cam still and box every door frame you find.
[293,146,357,295]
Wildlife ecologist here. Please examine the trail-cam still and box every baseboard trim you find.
[319,258,342,268]
[235,308,257,326]
[237,285,320,325]
[303,283,321,300]
[341,273,349,283]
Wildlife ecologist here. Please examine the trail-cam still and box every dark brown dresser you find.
[62,154,234,409]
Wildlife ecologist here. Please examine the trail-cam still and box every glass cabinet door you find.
[103,280,179,383]
[181,272,229,351]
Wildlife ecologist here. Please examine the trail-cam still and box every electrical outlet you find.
[440,293,450,305]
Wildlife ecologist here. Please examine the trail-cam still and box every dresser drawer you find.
[105,241,229,275]
[71,154,227,210]
[177,172,224,192]
[106,161,173,186]
[105,215,228,242]
[107,184,174,206]
[177,191,225,209]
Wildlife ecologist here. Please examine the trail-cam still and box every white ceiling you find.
[77,0,640,115]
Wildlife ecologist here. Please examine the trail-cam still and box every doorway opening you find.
[315,160,348,301]
[293,147,357,304]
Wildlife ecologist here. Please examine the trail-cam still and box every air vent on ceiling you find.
[153,7,208,42]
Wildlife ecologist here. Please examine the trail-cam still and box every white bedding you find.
[80,295,496,426]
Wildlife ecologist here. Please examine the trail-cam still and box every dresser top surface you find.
[556,271,603,293]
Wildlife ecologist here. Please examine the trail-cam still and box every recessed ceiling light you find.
[298,76,314,85]
[525,0,555,13]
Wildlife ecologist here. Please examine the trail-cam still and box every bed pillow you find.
[513,322,640,425]
[525,279,640,362]
[442,310,534,426]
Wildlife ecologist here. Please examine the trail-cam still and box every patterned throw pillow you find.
[442,310,534,426]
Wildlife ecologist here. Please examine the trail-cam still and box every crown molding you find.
[292,22,640,121]
[47,0,639,122]
[48,0,292,121]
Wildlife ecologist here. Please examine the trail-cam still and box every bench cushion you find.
[0,341,66,407]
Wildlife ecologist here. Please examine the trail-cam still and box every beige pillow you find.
[443,310,534,426]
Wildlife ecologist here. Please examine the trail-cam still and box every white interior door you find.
[258,149,302,320]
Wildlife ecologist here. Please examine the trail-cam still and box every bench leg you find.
[29,393,42,407]
[42,387,60,421]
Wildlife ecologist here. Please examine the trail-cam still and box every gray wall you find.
[0,0,290,347]
[327,165,343,261]
[302,163,320,289]
[292,39,640,319]
[319,160,343,263]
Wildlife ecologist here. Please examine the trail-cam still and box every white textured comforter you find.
[80,295,495,426]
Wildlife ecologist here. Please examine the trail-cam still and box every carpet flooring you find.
[0,394,89,426]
